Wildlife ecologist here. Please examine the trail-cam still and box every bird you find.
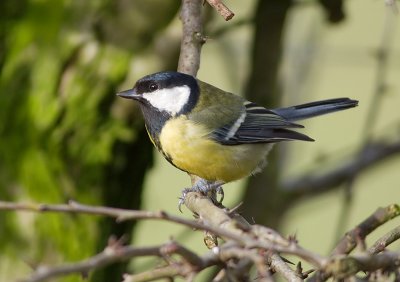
[117,71,358,203]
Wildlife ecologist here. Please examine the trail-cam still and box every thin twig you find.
[368,225,400,254]
[123,265,181,282]
[269,253,303,282]
[20,240,221,282]
[160,240,205,267]
[308,204,400,281]
[19,245,162,282]
[219,247,269,279]
[0,200,244,243]
[324,251,400,279]
[205,0,235,21]
[331,204,400,256]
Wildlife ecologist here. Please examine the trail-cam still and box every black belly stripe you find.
[141,106,189,173]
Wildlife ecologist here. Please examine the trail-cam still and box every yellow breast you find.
[159,116,272,183]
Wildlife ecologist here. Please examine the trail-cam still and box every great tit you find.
[117,71,358,197]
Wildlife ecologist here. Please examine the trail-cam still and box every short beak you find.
[116,88,142,101]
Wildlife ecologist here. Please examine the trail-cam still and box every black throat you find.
[140,104,170,151]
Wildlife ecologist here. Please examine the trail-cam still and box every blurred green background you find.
[0,0,399,281]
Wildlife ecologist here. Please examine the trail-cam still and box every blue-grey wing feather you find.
[211,102,314,145]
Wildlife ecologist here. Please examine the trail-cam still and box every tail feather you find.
[271,98,358,121]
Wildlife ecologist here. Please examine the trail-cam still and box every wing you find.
[211,101,314,145]
[190,80,314,145]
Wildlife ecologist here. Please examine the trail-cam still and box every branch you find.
[331,204,400,256]
[183,192,326,273]
[269,253,304,281]
[20,240,221,282]
[0,198,323,266]
[218,247,270,281]
[123,266,180,282]
[205,0,235,21]
[1,198,323,281]
[178,0,204,75]
[19,245,162,282]
[324,251,400,279]
[368,225,400,254]
[3,198,400,281]
[283,139,400,196]
[0,200,245,243]
[308,204,400,281]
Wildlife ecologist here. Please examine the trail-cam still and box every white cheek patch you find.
[142,86,190,115]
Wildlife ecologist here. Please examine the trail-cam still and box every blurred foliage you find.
[0,0,179,281]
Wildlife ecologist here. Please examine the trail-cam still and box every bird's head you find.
[117,71,199,117]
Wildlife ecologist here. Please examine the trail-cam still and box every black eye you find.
[149,83,158,92]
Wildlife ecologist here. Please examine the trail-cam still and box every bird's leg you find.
[178,179,225,212]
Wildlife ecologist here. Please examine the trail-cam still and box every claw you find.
[178,188,190,213]
[178,197,184,213]
[178,200,184,213]
[177,179,225,211]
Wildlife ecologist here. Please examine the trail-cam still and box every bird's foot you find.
[178,179,224,212]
